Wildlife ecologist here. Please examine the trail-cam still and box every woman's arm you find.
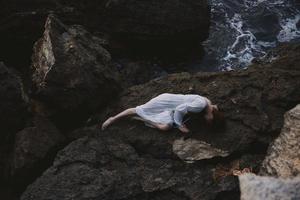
[204,98,214,123]
[178,124,190,133]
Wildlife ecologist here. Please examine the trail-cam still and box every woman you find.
[101,93,220,133]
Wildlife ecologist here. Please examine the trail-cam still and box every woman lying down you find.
[101,93,223,133]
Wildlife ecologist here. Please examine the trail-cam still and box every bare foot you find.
[101,117,115,130]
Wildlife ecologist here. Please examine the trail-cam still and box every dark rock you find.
[10,115,65,183]
[115,60,168,87]
[0,62,28,199]
[260,104,300,178]
[102,0,210,56]
[0,62,28,136]
[103,0,210,41]
[0,62,28,178]
[21,43,300,200]
[31,15,121,124]
[0,0,210,73]
[239,174,300,200]
[0,1,58,73]
[98,43,300,155]
[0,0,106,73]
[21,134,239,200]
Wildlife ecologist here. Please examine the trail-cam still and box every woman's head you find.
[211,105,225,129]
[184,104,225,131]
[204,104,218,122]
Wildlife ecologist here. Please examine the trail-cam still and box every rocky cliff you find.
[239,104,300,200]
[0,0,210,73]
[0,3,299,199]
[20,43,300,200]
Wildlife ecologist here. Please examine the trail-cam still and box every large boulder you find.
[21,132,245,200]
[10,116,65,186]
[0,0,210,72]
[0,0,106,72]
[0,62,28,175]
[0,62,28,136]
[239,104,300,200]
[31,14,121,116]
[0,62,28,199]
[21,43,300,200]
[0,0,58,72]
[260,104,300,178]
[239,174,300,200]
[97,43,300,155]
[102,0,210,55]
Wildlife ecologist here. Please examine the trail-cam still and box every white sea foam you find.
[277,15,300,42]
[208,0,300,71]
[220,14,267,70]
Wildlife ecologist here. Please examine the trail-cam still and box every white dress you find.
[135,93,207,127]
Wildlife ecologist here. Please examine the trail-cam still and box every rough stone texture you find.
[115,60,168,88]
[32,14,121,113]
[260,104,300,178]
[102,0,210,55]
[0,62,28,136]
[0,0,210,71]
[103,0,210,40]
[0,62,28,180]
[11,115,65,179]
[97,43,300,155]
[21,133,239,200]
[21,43,300,200]
[239,174,300,200]
[0,1,58,72]
[173,138,229,163]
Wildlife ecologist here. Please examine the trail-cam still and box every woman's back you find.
[149,93,205,108]
[135,93,207,126]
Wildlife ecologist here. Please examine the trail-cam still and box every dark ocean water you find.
[194,0,300,71]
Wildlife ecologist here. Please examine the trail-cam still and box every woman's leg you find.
[144,121,171,131]
[156,123,172,131]
[101,107,171,131]
[131,116,171,131]
[101,108,136,130]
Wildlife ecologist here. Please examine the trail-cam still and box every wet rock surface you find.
[31,15,121,119]
[260,104,300,178]
[239,174,300,200]
[21,43,300,200]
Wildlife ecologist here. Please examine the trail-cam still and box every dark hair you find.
[184,107,225,131]
[211,108,225,130]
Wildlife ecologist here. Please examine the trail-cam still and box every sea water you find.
[196,0,300,71]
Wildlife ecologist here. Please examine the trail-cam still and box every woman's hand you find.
[178,124,190,133]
